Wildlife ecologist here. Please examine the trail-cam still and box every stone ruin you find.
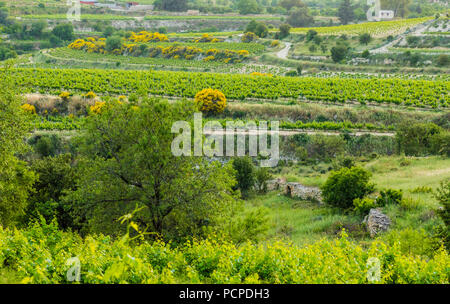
[266,178,323,203]
[363,208,391,237]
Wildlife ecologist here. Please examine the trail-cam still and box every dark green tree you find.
[359,33,372,45]
[338,0,355,25]
[51,23,74,41]
[287,7,314,27]
[278,23,291,39]
[232,156,255,197]
[154,0,188,12]
[330,44,349,62]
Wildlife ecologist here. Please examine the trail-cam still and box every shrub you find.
[255,167,272,194]
[59,92,71,101]
[359,33,372,45]
[194,89,227,114]
[20,104,36,115]
[353,197,376,215]
[241,32,257,43]
[376,189,403,206]
[321,167,374,209]
[84,91,97,100]
[434,179,450,249]
[89,101,106,114]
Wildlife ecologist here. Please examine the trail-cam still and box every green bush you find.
[377,189,403,206]
[321,167,375,209]
[353,197,376,215]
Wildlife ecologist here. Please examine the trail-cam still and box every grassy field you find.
[253,156,449,246]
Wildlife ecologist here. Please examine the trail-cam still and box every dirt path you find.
[276,42,292,59]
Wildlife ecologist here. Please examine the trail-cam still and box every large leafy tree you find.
[65,98,238,239]
[0,70,35,226]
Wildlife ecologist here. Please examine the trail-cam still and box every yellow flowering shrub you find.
[128,31,169,43]
[59,91,71,101]
[90,101,106,114]
[271,40,280,47]
[20,103,36,115]
[203,56,215,62]
[195,88,227,114]
[84,91,97,99]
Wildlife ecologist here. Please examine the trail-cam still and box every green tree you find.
[437,54,449,67]
[278,23,291,39]
[237,0,261,14]
[338,0,355,25]
[0,70,35,226]
[246,20,268,38]
[30,21,47,38]
[65,99,238,239]
[154,0,188,12]
[280,0,306,11]
[0,1,8,25]
[51,23,74,41]
[232,156,255,197]
[330,44,349,63]
[287,7,314,27]
[396,122,442,156]
[321,167,374,209]
[106,35,122,52]
[24,154,77,229]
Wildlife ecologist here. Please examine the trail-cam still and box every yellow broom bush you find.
[195,88,227,114]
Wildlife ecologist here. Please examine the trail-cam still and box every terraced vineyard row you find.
[288,17,432,38]
[8,68,449,108]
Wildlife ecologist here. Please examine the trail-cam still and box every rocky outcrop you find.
[363,209,391,237]
[284,182,322,203]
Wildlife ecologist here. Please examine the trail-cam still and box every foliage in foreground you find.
[0,221,448,284]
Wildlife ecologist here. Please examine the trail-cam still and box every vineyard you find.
[1,222,448,284]
[289,17,433,37]
[1,0,450,290]
[7,68,449,108]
